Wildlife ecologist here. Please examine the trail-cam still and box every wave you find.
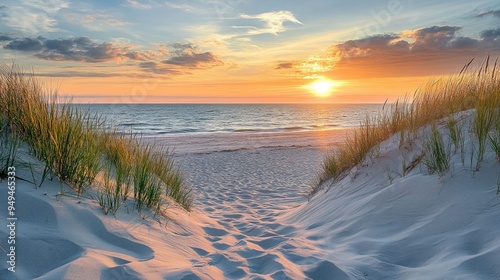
[232,124,339,134]
[311,124,339,128]
[192,144,315,155]
[115,123,341,137]
[120,122,151,126]
[283,126,304,131]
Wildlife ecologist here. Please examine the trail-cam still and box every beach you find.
[2,116,500,279]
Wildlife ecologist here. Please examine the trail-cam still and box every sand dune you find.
[286,122,500,279]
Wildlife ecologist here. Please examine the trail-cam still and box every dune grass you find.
[472,92,498,169]
[423,124,452,176]
[313,57,500,193]
[0,116,20,178]
[97,132,135,214]
[0,65,192,215]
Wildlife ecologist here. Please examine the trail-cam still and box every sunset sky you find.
[1,0,499,103]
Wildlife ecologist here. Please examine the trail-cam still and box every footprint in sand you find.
[202,226,229,237]
[305,260,350,280]
[101,265,142,280]
[247,253,285,275]
[248,236,287,250]
[207,253,247,278]
[213,242,231,250]
[191,247,209,257]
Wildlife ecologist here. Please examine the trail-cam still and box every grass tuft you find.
[0,117,20,178]
[423,124,451,176]
[471,93,497,169]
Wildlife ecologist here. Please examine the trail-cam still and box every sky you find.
[0,0,499,103]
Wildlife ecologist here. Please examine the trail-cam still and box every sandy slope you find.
[286,120,500,279]
[1,122,500,279]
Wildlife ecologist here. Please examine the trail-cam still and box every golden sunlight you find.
[304,79,341,97]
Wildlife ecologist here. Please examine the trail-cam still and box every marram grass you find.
[423,124,451,176]
[0,65,192,215]
[0,116,20,178]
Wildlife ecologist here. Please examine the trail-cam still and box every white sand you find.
[1,121,500,279]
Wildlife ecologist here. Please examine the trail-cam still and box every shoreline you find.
[148,128,355,155]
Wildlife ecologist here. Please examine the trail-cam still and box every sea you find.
[75,104,384,154]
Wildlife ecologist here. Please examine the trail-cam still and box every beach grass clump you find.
[423,124,451,176]
[0,74,102,195]
[0,117,20,178]
[312,117,390,192]
[101,132,134,203]
[447,116,463,150]
[0,64,192,215]
[471,92,498,169]
[97,162,124,215]
[315,57,500,192]
[151,146,192,210]
[46,106,102,195]
[132,143,163,212]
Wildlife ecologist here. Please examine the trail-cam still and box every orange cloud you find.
[276,25,500,80]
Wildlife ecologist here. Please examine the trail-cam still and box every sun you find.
[304,79,341,97]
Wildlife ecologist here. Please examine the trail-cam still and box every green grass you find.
[132,143,163,212]
[96,133,133,215]
[447,115,463,150]
[314,57,500,193]
[0,64,192,215]
[0,117,20,178]
[423,124,451,176]
[471,92,498,169]
[97,161,125,215]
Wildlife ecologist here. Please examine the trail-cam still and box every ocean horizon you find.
[75,103,384,137]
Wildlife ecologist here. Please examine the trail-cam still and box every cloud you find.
[139,62,184,75]
[2,36,167,63]
[236,37,252,42]
[34,71,125,78]
[5,38,44,52]
[480,28,500,41]
[476,9,500,18]
[202,0,246,17]
[0,4,5,19]
[125,0,154,10]
[0,34,13,41]
[164,2,199,13]
[33,70,167,79]
[240,11,302,35]
[161,43,224,68]
[449,36,478,49]
[404,26,461,51]
[64,13,128,31]
[287,25,500,79]
[275,61,295,69]
[278,49,341,79]
[2,35,223,76]
[2,0,68,33]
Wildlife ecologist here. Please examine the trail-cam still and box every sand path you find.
[177,147,348,279]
